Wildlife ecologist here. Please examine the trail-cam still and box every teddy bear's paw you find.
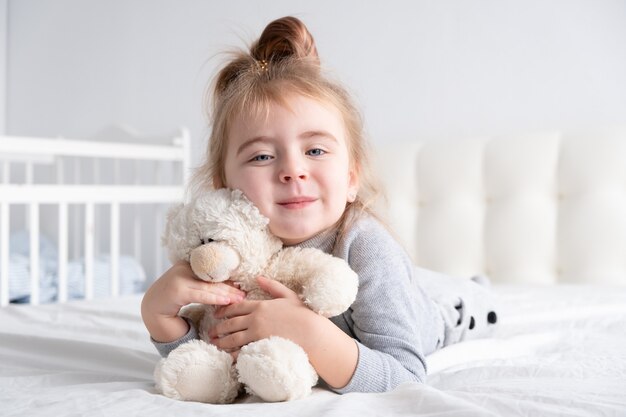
[302,263,359,317]
[155,339,240,404]
[236,336,318,402]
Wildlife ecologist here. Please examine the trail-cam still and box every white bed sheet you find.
[1,285,625,417]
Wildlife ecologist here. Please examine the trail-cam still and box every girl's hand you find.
[141,261,246,343]
[209,276,318,358]
[210,276,359,388]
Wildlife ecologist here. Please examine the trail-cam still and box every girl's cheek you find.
[240,189,268,215]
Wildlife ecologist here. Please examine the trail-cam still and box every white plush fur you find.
[155,188,358,403]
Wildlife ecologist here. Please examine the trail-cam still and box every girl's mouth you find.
[277,197,317,209]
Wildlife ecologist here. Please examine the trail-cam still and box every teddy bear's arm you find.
[266,248,358,318]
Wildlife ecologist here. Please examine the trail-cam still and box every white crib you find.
[0,127,190,306]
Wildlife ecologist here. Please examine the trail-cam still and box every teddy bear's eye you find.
[200,238,215,245]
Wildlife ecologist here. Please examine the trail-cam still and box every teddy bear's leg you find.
[155,339,240,403]
[236,336,318,402]
[416,267,499,346]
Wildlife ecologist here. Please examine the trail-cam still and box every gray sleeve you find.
[150,317,198,358]
[330,220,442,394]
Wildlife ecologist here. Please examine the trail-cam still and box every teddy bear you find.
[153,188,359,404]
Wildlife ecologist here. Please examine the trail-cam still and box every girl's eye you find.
[250,154,273,162]
[306,148,326,157]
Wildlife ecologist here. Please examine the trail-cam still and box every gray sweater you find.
[301,216,443,393]
[152,215,445,394]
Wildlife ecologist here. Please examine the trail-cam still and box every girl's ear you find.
[347,165,360,203]
[212,175,224,189]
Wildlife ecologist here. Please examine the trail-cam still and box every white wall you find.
[6,0,626,164]
[0,0,7,134]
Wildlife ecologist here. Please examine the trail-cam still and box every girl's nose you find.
[279,158,308,183]
[281,172,307,182]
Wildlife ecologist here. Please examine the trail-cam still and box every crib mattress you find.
[1,284,625,416]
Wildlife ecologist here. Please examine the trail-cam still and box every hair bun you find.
[251,16,319,65]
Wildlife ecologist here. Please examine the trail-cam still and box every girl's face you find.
[223,94,359,245]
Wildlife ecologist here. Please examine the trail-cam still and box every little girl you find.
[141,16,498,395]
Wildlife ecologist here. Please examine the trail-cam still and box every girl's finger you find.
[189,289,232,306]
[198,282,246,299]
[211,329,251,351]
[256,276,297,300]
[213,299,256,319]
[209,315,247,339]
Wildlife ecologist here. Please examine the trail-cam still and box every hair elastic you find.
[257,59,269,72]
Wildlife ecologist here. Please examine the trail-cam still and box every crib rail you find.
[0,128,190,306]
[0,136,188,162]
[0,185,181,203]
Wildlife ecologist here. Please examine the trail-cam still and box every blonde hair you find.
[190,16,382,240]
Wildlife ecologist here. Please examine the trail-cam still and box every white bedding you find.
[3,231,146,303]
[1,285,625,417]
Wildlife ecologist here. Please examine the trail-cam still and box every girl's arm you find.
[325,219,439,393]
[209,219,437,393]
[210,276,358,389]
[141,261,246,343]
[211,221,436,393]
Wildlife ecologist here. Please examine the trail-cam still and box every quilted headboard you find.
[375,129,626,285]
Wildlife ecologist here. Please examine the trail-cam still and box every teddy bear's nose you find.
[190,242,240,282]
[200,238,215,245]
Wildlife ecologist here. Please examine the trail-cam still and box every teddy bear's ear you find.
[230,189,270,229]
[162,203,184,246]
[161,202,194,263]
